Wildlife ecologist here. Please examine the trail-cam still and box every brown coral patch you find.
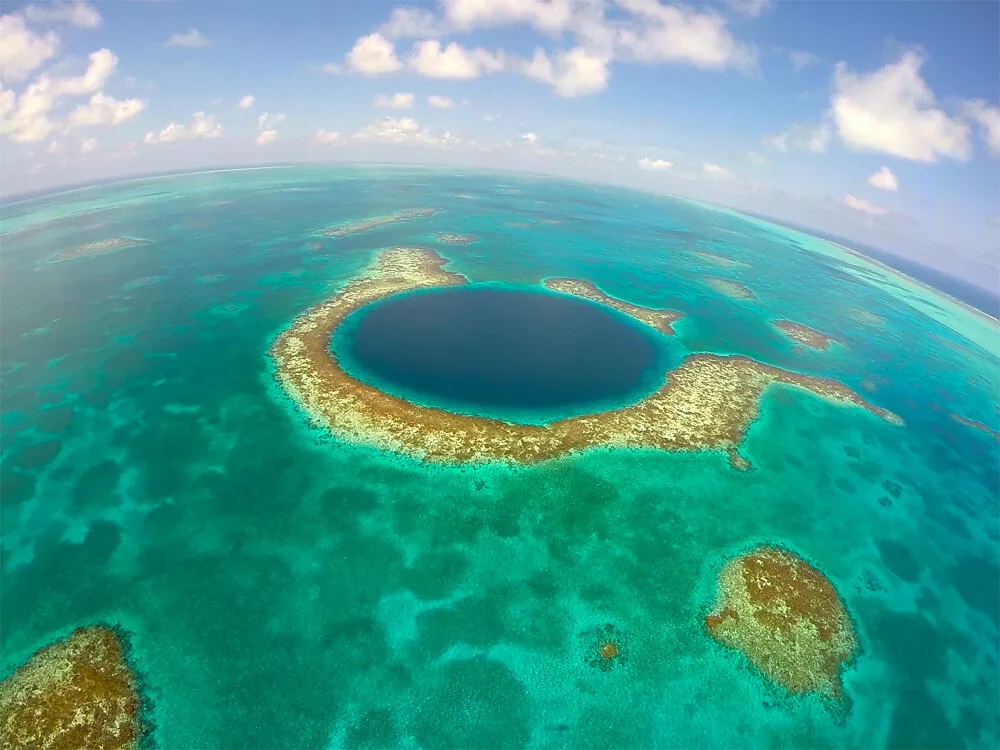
[704,277,757,301]
[270,247,902,465]
[543,278,683,335]
[0,626,145,749]
[47,238,151,263]
[950,413,1000,441]
[772,320,839,351]
[316,208,438,238]
[705,547,858,699]
[694,251,751,269]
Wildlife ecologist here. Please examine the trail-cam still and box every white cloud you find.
[962,99,1000,155]
[321,62,343,75]
[23,1,101,28]
[614,0,757,72]
[256,129,277,146]
[66,92,144,127]
[831,50,970,162]
[747,150,766,165]
[237,94,254,109]
[724,0,772,17]
[143,111,222,143]
[441,0,574,33]
[764,122,831,154]
[521,46,610,97]
[380,6,445,38]
[428,94,457,109]
[347,33,402,75]
[79,136,97,154]
[373,92,414,109]
[0,14,59,82]
[482,113,499,122]
[637,157,671,170]
[521,132,539,143]
[843,194,889,215]
[257,112,285,131]
[408,39,505,79]
[356,116,422,142]
[166,29,211,48]
[867,166,898,192]
[789,50,818,72]
[702,162,735,181]
[45,139,60,154]
[313,128,341,144]
[0,48,117,142]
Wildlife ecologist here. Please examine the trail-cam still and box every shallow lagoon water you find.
[1,165,998,749]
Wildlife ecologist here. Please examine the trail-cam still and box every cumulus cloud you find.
[637,157,671,170]
[356,116,422,142]
[867,166,898,192]
[237,94,254,109]
[520,132,539,143]
[961,99,1000,155]
[45,139,59,154]
[764,122,831,154]
[373,92,414,109]
[614,0,757,72]
[428,94,457,109]
[166,29,212,48]
[256,129,277,146]
[408,40,505,79]
[79,136,97,154]
[0,48,117,142]
[842,194,889,215]
[521,46,610,97]
[0,14,59,82]
[257,111,285,130]
[313,128,340,143]
[724,0,772,17]
[830,50,970,162]
[347,33,402,75]
[66,92,144,127]
[143,111,222,143]
[702,162,735,181]
[23,1,101,28]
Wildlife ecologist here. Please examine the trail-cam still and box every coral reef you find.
[950,413,1000,441]
[704,546,858,700]
[435,233,478,245]
[704,277,757,301]
[0,626,146,749]
[772,320,839,351]
[848,309,885,327]
[543,278,684,335]
[47,238,151,263]
[271,247,902,465]
[316,209,438,237]
[694,251,750,269]
[583,623,628,672]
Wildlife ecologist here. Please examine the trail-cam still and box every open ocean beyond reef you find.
[1,165,998,749]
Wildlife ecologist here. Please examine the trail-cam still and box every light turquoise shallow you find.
[1,165,998,749]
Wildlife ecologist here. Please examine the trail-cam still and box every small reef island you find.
[705,546,858,701]
[316,209,438,238]
[271,247,902,466]
[0,626,147,748]
[772,320,840,351]
[45,238,151,264]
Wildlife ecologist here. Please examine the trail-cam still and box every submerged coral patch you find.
[270,247,901,465]
[316,209,438,238]
[772,320,839,351]
[434,233,478,245]
[705,546,858,700]
[705,277,757,301]
[0,626,147,749]
[46,238,152,264]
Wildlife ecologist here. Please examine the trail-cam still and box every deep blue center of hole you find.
[338,286,665,416]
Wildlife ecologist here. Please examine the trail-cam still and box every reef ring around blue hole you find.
[331,283,672,424]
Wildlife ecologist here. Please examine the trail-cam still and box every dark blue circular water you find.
[336,285,667,418]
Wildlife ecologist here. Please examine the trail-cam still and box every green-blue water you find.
[1,165,998,748]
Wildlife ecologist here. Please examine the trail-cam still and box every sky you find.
[1,0,998,290]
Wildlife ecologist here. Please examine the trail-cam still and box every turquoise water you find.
[1,165,998,748]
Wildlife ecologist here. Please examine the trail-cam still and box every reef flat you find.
[46,237,151,263]
[772,320,839,351]
[316,209,438,237]
[0,626,146,749]
[705,277,758,301]
[951,413,1000,441]
[705,546,858,700]
[544,278,684,335]
[271,247,901,465]
[435,233,478,245]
